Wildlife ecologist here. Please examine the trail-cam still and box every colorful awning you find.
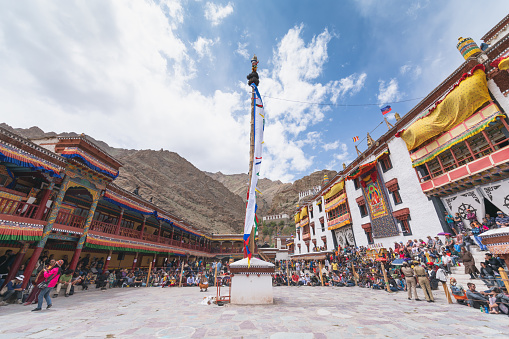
[346,161,376,181]
[0,141,63,178]
[61,147,119,179]
[325,193,346,213]
[396,64,490,150]
[0,220,44,241]
[104,190,156,216]
[323,181,344,200]
[85,233,186,254]
[410,102,504,167]
[294,213,300,224]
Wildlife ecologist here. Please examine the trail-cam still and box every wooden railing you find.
[211,247,244,254]
[0,197,40,219]
[55,211,86,228]
[143,233,159,242]
[119,227,140,238]
[90,220,117,235]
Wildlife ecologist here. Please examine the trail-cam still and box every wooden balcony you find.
[302,232,311,241]
[0,197,41,220]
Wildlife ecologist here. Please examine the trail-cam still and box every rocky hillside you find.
[209,169,337,217]
[1,124,246,234]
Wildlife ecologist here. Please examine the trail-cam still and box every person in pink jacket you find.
[32,260,62,311]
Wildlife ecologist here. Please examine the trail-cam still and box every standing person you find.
[414,262,434,302]
[32,260,62,311]
[460,247,479,279]
[401,263,420,301]
[465,209,478,227]
[454,213,466,233]
[444,212,456,235]
[471,221,488,251]
[24,259,56,305]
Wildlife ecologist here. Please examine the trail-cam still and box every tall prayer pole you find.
[246,54,259,257]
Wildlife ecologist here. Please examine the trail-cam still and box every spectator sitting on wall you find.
[495,211,509,228]
[54,269,73,297]
[465,282,489,308]
[0,275,24,305]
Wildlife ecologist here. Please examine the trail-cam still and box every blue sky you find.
[1,1,509,182]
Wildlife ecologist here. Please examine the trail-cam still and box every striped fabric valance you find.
[327,213,351,231]
[0,141,63,178]
[85,234,186,255]
[104,190,156,216]
[0,220,44,242]
[325,193,346,213]
[61,147,119,179]
[410,102,504,167]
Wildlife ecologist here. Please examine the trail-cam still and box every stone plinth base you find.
[230,257,275,305]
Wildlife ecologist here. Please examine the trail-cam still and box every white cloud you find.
[322,140,339,151]
[258,24,354,181]
[0,0,248,175]
[400,64,422,79]
[193,36,218,59]
[329,72,367,103]
[204,2,233,26]
[377,78,402,105]
[325,143,349,170]
[235,42,250,59]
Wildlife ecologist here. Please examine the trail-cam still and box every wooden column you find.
[69,191,101,270]
[380,261,391,293]
[442,281,453,304]
[499,266,509,293]
[139,215,147,240]
[103,250,113,272]
[115,208,124,235]
[132,252,139,270]
[22,175,70,288]
[179,261,184,287]
[34,182,55,220]
[2,242,30,288]
[157,220,162,243]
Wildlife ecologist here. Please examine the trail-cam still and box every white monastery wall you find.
[348,137,444,248]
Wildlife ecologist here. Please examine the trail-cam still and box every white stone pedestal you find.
[230,257,275,305]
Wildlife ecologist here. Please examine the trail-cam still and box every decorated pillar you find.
[103,249,113,272]
[22,175,70,288]
[132,252,139,270]
[139,215,147,240]
[2,242,30,288]
[34,181,55,220]
[115,208,125,235]
[157,220,162,243]
[69,190,101,270]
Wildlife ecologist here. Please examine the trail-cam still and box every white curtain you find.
[478,178,509,215]
[442,188,485,224]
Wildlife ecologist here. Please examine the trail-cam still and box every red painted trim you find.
[0,215,47,225]
[420,180,434,191]
[432,173,450,187]
[491,146,509,164]
[468,156,493,174]
[448,166,470,181]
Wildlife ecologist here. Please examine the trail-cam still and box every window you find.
[359,204,368,217]
[399,218,412,235]
[318,204,322,213]
[310,209,314,219]
[379,154,393,172]
[392,190,402,205]
[320,220,325,231]
[353,177,360,190]
[365,230,373,244]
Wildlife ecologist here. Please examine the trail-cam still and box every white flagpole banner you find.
[478,178,509,215]
[243,84,265,260]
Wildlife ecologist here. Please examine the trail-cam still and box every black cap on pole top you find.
[247,54,259,86]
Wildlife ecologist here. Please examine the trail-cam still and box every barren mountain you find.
[1,124,245,234]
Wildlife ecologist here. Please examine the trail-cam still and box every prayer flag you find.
[381,105,392,115]
[243,84,265,267]
[352,136,359,142]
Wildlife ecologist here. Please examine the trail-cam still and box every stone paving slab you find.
[0,286,507,338]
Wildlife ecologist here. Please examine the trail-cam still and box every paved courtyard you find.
[0,285,507,338]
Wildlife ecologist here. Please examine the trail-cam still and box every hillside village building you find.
[0,128,246,288]
[292,15,509,255]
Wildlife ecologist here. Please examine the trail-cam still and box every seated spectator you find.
[465,283,489,308]
[0,275,24,305]
[495,211,509,228]
[186,275,195,286]
[54,270,73,297]
[479,262,497,288]
[491,287,509,315]
[134,274,143,287]
[449,278,465,296]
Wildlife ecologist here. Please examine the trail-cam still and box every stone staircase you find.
[449,246,490,289]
